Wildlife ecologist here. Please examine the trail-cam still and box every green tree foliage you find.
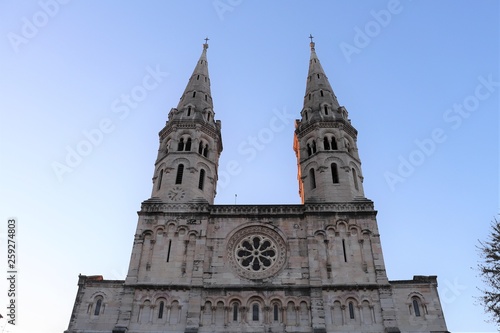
[478,217,500,327]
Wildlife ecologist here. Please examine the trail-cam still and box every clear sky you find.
[0,1,498,332]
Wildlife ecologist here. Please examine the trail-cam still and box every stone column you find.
[263,306,270,324]
[359,239,368,272]
[149,305,154,323]
[281,306,287,326]
[224,306,230,326]
[324,239,331,279]
[211,306,216,325]
[370,305,376,323]
[166,305,172,324]
[295,306,300,326]
[138,305,144,323]
[240,306,248,324]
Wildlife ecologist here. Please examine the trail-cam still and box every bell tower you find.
[151,40,222,204]
[294,37,365,203]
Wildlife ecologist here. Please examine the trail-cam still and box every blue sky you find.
[0,1,498,332]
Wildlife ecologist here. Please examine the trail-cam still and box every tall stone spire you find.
[150,40,222,204]
[175,40,214,117]
[303,36,340,118]
[294,37,365,203]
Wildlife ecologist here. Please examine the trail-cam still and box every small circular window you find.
[227,226,286,280]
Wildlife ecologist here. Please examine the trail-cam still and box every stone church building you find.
[65,40,449,333]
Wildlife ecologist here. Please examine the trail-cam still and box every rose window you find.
[227,226,287,280]
[236,235,277,272]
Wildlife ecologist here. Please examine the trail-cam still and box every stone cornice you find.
[303,201,374,213]
[92,282,391,292]
[139,200,211,214]
[299,149,362,166]
[127,283,193,290]
[296,119,358,139]
[76,276,393,292]
[390,275,438,286]
[139,200,375,215]
[78,277,125,287]
[159,119,222,146]
[202,283,388,291]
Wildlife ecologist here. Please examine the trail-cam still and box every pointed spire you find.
[175,39,213,116]
[303,36,340,116]
[294,37,364,204]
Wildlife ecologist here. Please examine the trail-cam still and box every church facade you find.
[65,40,449,333]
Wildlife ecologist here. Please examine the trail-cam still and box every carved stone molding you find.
[140,202,375,214]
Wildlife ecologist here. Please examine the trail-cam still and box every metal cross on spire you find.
[204,37,209,44]
[309,34,315,43]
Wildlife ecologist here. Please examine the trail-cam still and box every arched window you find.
[196,75,200,80]
[308,93,311,100]
[352,168,359,190]
[305,111,308,121]
[203,144,208,157]
[413,298,421,317]
[320,89,324,97]
[175,164,184,184]
[252,304,259,321]
[192,91,196,98]
[323,137,330,150]
[273,304,279,321]
[232,303,238,322]
[177,138,184,151]
[198,142,203,154]
[204,94,208,101]
[307,144,312,157]
[198,169,205,190]
[309,168,316,189]
[187,106,191,116]
[185,138,192,151]
[207,113,211,121]
[94,298,102,316]
[331,137,337,150]
[331,163,339,183]
[157,169,163,190]
[312,141,317,153]
[158,301,164,319]
[348,301,355,319]
[317,74,320,79]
